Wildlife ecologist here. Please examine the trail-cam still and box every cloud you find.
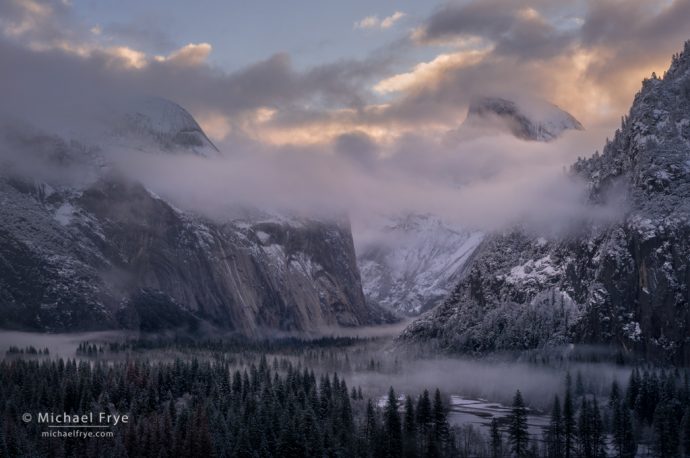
[0,0,686,243]
[4,0,686,149]
[355,11,406,30]
[413,0,576,60]
[403,0,690,127]
[155,42,212,67]
[373,49,491,94]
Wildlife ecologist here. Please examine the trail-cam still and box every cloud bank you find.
[0,0,684,241]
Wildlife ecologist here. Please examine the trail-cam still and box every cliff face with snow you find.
[463,96,583,142]
[358,215,483,316]
[400,42,690,363]
[358,96,580,317]
[0,100,386,334]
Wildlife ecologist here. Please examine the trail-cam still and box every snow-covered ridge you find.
[463,96,584,142]
[399,41,690,360]
[0,97,390,333]
[357,213,483,316]
[110,97,219,156]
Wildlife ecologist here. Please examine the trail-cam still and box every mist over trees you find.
[0,350,461,458]
[2,335,690,457]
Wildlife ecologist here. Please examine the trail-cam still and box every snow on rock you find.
[53,203,75,226]
[460,95,584,142]
[357,213,483,316]
[0,97,392,333]
[400,41,690,362]
[110,96,220,156]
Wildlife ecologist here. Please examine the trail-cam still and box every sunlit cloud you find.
[373,49,492,95]
[354,11,406,30]
[155,42,212,67]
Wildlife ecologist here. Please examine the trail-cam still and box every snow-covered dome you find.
[113,96,219,156]
[463,95,583,142]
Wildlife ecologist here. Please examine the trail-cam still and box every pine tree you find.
[577,398,593,458]
[618,401,637,458]
[509,390,529,458]
[591,398,606,458]
[610,380,621,409]
[563,380,576,458]
[653,401,680,458]
[432,388,450,445]
[417,389,432,453]
[576,372,585,396]
[626,368,640,410]
[490,417,502,458]
[364,399,380,454]
[546,395,563,458]
[384,387,403,458]
[403,395,418,458]
[682,406,690,458]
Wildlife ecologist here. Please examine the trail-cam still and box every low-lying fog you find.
[0,330,630,413]
[355,357,631,411]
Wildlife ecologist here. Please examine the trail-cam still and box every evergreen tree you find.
[417,389,432,453]
[509,390,529,458]
[546,395,563,458]
[626,368,641,410]
[432,388,450,446]
[591,399,606,458]
[403,395,418,458]
[384,387,403,458]
[576,372,585,396]
[653,401,680,458]
[682,406,690,458]
[563,379,576,458]
[609,380,621,409]
[617,401,637,458]
[577,398,593,458]
[490,417,503,458]
[364,399,380,455]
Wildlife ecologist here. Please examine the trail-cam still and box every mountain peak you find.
[572,40,690,214]
[463,95,583,142]
[113,97,219,156]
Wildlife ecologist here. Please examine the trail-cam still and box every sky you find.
[2,0,689,145]
[1,0,690,235]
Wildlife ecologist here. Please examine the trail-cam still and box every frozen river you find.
[448,395,549,436]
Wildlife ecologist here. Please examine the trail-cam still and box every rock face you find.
[400,41,690,363]
[358,214,483,316]
[358,97,577,316]
[0,100,385,334]
[112,97,220,156]
[463,96,583,141]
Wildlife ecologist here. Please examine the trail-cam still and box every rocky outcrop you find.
[400,41,690,363]
[0,99,386,334]
[463,96,583,141]
[358,214,483,316]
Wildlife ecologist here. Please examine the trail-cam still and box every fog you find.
[350,356,632,411]
[0,330,136,358]
[0,102,623,244]
[0,330,631,413]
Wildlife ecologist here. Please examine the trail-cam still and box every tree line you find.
[0,355,458,457]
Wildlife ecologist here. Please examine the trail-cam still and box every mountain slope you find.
[400,41,690,362]
[358,214,483,316]
[111,97,220,156]
[462,96,583,141]
[0,100,386,334]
